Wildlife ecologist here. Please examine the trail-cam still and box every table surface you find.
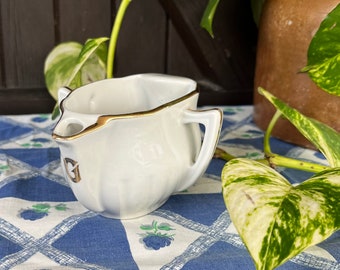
[0,106,339,270]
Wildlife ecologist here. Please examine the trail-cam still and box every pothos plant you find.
[45,0,340,269]
[44,0,132,119]
[203,0,340,269]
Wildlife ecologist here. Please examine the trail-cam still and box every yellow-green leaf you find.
[44,37,108,101]
[260,87,340,167]
[66,37,108,88]
[44,38,108,119]
[200,0,220,38]
[222,158,340,270]
[303,4,340,96]
[44,42,82,101]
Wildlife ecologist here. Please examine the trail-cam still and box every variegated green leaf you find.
[44,38,108,119]
[44,37,108,101]
[79,39,108,84]
[200,0,220,38]
[302,4,340,96]
[44,42,82,100]
[222,158,340,270]
[66,37,108,88]
[260,88,340,167]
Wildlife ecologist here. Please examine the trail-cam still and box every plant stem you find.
[263,110,282,154]
[214,147,329,173]
[106,0,132,79]
[262,110,329,172]
[214,147,236,160]
[265,153,329,173]
[216,109,330,172]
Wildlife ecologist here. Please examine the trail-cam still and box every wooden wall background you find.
[0,0,257,114]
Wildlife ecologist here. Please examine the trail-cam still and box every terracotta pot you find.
[254,0,340,149]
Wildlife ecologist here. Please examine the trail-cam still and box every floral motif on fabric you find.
[139,220,175,250]
[19,203,68,221]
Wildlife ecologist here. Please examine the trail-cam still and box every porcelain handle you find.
[176,108,222,192]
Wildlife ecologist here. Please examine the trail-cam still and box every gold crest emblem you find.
[63,158,81,183]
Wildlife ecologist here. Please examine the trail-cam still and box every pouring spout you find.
[53,119,85,139]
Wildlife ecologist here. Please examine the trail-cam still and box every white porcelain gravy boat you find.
[53,74,222,219]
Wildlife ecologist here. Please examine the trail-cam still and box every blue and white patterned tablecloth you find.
[0,106,339,270]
